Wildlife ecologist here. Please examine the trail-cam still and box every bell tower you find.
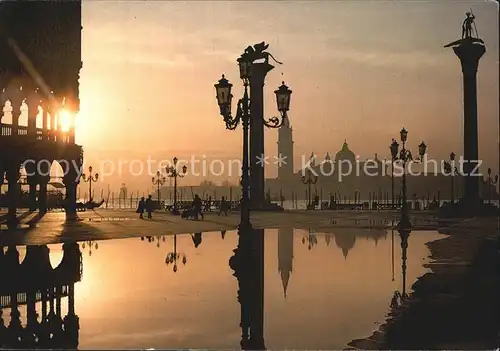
[277,116,294,186]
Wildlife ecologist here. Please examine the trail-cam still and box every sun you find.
[59,108,74,132]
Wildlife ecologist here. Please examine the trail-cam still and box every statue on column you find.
[462,12,476,39]
[244,42,283,65]
[444,11,484,48]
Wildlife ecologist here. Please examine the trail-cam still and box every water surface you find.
[1,228,443,349]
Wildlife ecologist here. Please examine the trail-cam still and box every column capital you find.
[250,62,275,84]
[453,42,486,75]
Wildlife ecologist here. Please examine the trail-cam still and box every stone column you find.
[26,91,39,138]
[39,177,49,213]
[0,94,5,125]
[6,164,20,227]
[49,105,56,142]
[64,171,78,220]
[41,100,49,140]
[27,176,38,211]
[10,95,22,136]
[249,62,274,209]
[452,41,485,210]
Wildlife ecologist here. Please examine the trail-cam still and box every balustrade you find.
[0,123,72,143]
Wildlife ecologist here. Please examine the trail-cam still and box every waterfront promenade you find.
[0,208,440,246]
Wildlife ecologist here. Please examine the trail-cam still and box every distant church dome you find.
[334,229,356,259]
[335,140,356,163]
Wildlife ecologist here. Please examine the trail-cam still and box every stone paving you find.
[0,208,441,246]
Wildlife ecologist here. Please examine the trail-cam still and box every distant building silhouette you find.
[277,228,294,298]
[268,138,498,202]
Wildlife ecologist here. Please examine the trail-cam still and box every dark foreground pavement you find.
[349,217,499,350]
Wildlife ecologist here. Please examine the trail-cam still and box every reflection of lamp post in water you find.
[301,228,318,250]
[81,166,99,202]
[166,157,187,215]
[391,220,395,282]
[301,169,318,210]
[81,240,98,256]
[165,234,187,272]
[398,223,411,299]
[152,170,166,208]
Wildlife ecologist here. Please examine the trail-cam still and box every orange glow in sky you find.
[75,1,498,191]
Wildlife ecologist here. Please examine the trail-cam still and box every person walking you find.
[145,195,153,219]
[218,196,228,216]
[137,197,145,219]
[192,194,204,220]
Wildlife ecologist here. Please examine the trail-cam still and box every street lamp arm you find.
[223,98,244,130]
[262,111,287,129]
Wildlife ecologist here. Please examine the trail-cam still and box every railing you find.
[0,286,70,308]
[0,123,73,143]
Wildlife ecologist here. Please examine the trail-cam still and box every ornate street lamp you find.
[301,169,318,209]
[486,168,498,204]
[152,170,166,209]
[391,128,426,229]
[166,157,187,215]
[81,166,98,202]
[81,240,98,256]
[165,234,187,273]
[390,139,399,209]
[215,50,292,230]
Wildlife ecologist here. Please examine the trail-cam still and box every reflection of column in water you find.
[391,220,395,282]
[398,224,411,298]
[231,227,266,350]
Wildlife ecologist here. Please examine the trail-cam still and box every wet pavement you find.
[0,228,443,349]
[0,209,441,247]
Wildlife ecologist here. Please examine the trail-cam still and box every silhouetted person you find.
[137,197,145,219]
[145,195,153,219]
[390,291,401,309]
[191,232,202,248]
[218,196,228,216]
[192,194,204,220]
[265,192,271,203]
[221,230,226,240]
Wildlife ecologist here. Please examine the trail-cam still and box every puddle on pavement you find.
[0,223,36,231]
[87,217,138,222]
[1,228,444,349]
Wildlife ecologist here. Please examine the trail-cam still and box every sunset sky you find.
[74,0,498,189]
